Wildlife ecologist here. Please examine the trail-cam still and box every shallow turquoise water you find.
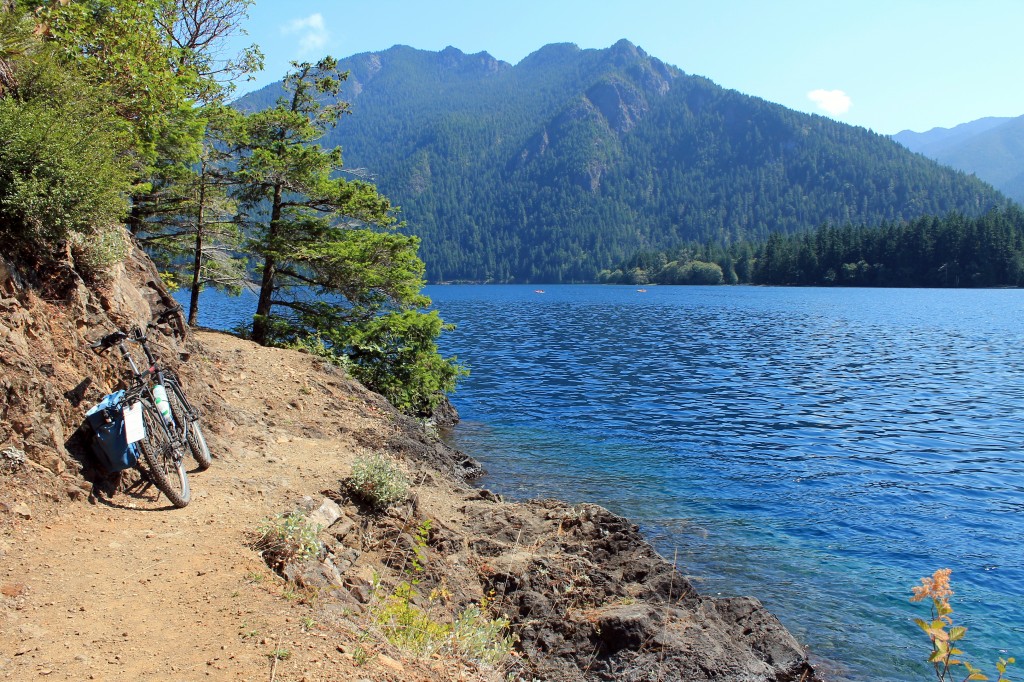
[425,284,1024,682]
[181,284,1024,681]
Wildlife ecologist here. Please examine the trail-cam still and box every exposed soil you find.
[1,330,476,681]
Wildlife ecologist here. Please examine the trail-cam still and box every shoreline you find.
[0,250,818,680]
[189,330,821,681]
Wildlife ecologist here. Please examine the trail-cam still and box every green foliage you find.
[0,92,131,242]
[236,58,464,415]
[347,453,409,510]
[452,602,516,666]
[0,0,258,288]
[376,581,451,656]
[140,105,249,324]
[236,57,395,344]
[334,310,467,417]
[655,260,724,285]
[236,42,1005,283]
[34,0,200,166]
[0,9,33,91]
[750,207,1024,287]
[253,511,322,570]
[67,227,131,276]
[0,40,133,269]
[33,0,259,168]
[599,244,740,286]
[375,584,515,665]
[604,206,1024,288]
[409,519,431,576]
[282,333,350,368]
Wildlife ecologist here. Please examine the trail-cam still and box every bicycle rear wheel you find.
[138,400,190,508]
[165,379,211,470]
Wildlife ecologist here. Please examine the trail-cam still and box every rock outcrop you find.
[0,243,211,518]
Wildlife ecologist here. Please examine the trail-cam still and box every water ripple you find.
[428,285,1024,682]
[182,284,1024,682]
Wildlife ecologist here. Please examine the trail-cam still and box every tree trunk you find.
[187,162,206,327]
[251,183,284,345]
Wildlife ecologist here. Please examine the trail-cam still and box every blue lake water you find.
[180,284,1024,681]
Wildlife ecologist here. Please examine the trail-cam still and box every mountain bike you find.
[90,307,209,507]
[129,306,212,470]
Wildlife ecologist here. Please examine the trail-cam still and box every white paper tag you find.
[123,402,145,444]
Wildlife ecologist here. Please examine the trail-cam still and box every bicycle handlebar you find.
[89,306,182,353]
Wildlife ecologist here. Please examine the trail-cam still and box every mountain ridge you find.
[893,116,1014,155]
[235,41,1006,283]
[893,115,1024,203]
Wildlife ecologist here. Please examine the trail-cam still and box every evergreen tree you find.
[139,106,247,325]
[234,58,463,414]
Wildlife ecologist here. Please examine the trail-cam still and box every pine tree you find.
[234,58,463,414]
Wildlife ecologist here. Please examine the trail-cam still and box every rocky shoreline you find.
[0,247,818,680]
[255,414,818,681]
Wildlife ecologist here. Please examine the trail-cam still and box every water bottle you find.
[152,384,174,426]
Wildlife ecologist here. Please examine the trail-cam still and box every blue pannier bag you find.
[85,390,140,472]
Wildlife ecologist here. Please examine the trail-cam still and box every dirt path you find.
[0,331,448,682]
[0,328,820,682]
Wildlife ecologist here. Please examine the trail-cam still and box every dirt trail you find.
[0,330,445,682]
[0,327,819,682]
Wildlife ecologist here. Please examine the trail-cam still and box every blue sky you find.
[226,1,1024,135]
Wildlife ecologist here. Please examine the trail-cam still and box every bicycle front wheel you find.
[138,400,190,508]
[165,380,211,470]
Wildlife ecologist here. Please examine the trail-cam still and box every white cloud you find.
[282,13,329,55]
[807,89,852,116]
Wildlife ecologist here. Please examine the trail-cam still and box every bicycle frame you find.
[90,309,193,507]
[89,308,192,442]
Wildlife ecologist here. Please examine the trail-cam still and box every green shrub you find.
[68,225,131,278]
[376,581,451,656]
[0,50,132,261]
[282,333,351,371]
[347,453,409,510]
[252,511,322,570]
[273,311,466,418]
[338,309,467,417]
[451,602,516,666]
[374,583,516,666]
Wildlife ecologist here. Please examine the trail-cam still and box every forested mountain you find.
[893,116,1024,204]
[237,40,1007,283]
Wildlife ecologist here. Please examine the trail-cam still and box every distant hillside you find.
[893,116,1024,204]
[238,41,1007,283]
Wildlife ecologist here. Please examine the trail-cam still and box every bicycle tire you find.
[165,380,212,470]
[137,400,191,508]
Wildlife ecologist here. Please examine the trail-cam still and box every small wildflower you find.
[910,569,1016,682]
[911,568,954,603]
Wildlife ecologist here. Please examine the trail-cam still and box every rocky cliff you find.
[0,244,817,681]
[0,244,205,516]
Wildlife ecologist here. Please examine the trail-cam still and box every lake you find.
[180,284,1024,681]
